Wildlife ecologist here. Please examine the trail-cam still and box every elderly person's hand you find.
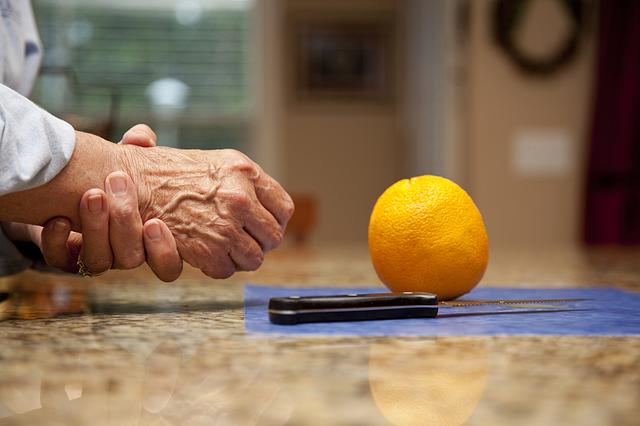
[1,125,182,282]
[121,146,294,278]
[0,131,294,280]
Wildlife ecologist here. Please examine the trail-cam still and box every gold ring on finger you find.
[76,259,106,278]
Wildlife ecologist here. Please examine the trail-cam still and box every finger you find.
[40,218,74,271]
[253,170,295,227]
[242,202,283,252]
[28,224,43,248]
[119,124,157,147]
[66,232,84,267]
[229,231,264,271]
[0,222,39,243]
[143,219,183,282]
[78,189,113,274]
[105,172,146,270]
[200,252,236,279]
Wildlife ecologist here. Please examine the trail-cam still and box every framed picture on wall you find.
[290,16,394,102]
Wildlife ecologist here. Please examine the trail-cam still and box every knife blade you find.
[438,298,589,308]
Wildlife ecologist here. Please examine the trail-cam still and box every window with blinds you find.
[31,0,251,150]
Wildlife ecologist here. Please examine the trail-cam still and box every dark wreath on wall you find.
[492,0,587,76]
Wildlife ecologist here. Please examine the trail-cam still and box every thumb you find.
[119,124,158,147]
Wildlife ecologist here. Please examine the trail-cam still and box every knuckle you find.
[267,228,284,250]
[239,242,264,271]
[225,149,257,174]
[274,228,284,245]
[283,198,295,219]
[116,249,145,270]
[226,192,252,211]
[238,159,256,173]
[245,254,264,271]
[112,204,137,223]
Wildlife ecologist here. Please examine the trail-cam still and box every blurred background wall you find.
[466,0,596,246]
[256,0,598,246]
[279,0,404,243]
[31,0,633,248]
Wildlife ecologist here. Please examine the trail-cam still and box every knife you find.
[268,292,588,325]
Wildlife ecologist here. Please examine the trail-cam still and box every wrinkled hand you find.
[2,125,183,282]
[124,147,295,278]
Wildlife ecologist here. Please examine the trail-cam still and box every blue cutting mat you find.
[244,285,640,336]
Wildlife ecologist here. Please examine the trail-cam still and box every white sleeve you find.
[0,26,4,89]
[0,83,76,196]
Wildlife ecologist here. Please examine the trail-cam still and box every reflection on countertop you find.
[0,244,639,425]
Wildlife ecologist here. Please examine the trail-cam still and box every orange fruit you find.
[368,175,489,300]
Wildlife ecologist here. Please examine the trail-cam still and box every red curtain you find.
[584,0,640,244]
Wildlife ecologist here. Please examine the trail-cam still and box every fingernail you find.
[109,174,127,195]
[145,222,162,241]
[55,219,68,231]
[87,194,103,213]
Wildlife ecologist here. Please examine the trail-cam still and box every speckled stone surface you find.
[0,245,638,425]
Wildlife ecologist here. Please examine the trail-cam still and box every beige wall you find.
[275,0,596,246]
[466,0,596,246]
[281,0,403,243]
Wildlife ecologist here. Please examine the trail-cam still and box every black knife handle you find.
[268,292,439,325]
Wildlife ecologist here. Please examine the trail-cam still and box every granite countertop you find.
[0,245,638,425]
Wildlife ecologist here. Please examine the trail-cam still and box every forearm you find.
[0,131,127,231]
